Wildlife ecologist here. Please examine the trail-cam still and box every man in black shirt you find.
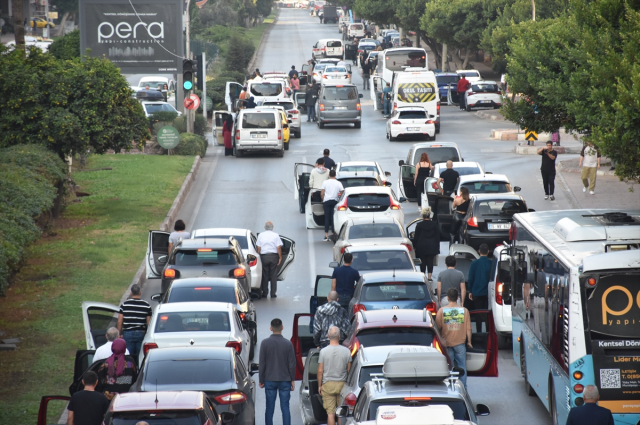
[437,160,460,195]
[537,141,557,200]
[67,371,110,425]
[317,149,336,170]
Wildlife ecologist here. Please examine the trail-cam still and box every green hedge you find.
[173,133,207,157]
[0,145,67,294]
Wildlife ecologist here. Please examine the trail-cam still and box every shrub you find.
[194,115,208,137]
[173,133,207,157]
[172,116,188,134]
[48,29,81,60]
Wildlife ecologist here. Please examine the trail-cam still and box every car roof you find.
[192,228,248,237]
[337,171,379,179]
[356,308,434,327]
[343,186,392,195]
[470,193,524,202]
[241,109,278,115]
[177,238,234,249]
[156,301,236,313]
[111,391,204,412]
[146,346,234,361]
[167,277,239,289]
[140,76,170,82]
[369,380,461,397]
[349,216,399,226]
[358,346,439,366]
[338,161,379,167]
[434,161,478,169]
[361,271,426,284]
[459,173,509,183]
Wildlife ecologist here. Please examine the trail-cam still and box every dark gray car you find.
[317,83,363,129]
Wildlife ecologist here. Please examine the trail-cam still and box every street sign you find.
[157,126,180,149]
[184,94,200,110]
[48,12,58,19]
[525,130,538,142]
[205,96,213,111]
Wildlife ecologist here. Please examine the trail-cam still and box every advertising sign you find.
[397,83,436,103]
[586,276,639,338]
[157,126,180,149]
[79,0,183,74]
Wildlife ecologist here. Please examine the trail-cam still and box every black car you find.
[458,194,532,250]
[131,347,258,425]
[152,277,258,359]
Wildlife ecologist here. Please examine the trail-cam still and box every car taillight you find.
[233,268,246,278]
[350,337,360,356]
[389,196,401,210]
[239,312,246,321]
[143,343,158,355]
[226,341,242,354]
[323,75,328,79]
[392,120,401,125]
[345,393,357,406]
[467,217,478,227]
[277,130,282,140]
[425,120,434,124]
[353,303,366,315]
[214,392,247,405]
[163,269,176,279]
[340,244,351,254]
[496,281,503,305]
[248,257,258,267]
[288,109,299,115]
[432,339,443,354]
[468,91,475,96]
[319,104,325,111]
[356,103,361,111]
[426,302,436,314]
[236,130,240,140]
[437,101,440,113]
[393,102,397,110]
[401,243,412,252]
[337,198,348,211]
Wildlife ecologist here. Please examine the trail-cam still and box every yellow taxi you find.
[30,18,55,28]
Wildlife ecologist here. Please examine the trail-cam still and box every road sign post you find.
[525,129,538,146]
[157,126,181,155]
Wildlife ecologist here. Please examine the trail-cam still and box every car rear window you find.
[475,199,527,217]
[414,147,460,164]
[173,249,238,266]
[461,181,512,194]
[109,412,203,425]
[339,178,379,188]
[144,359,232,385]
[339,165,377,172]
[144,103,175,114]
[326,67,347,73]
[351,24,364,29]
[346,193,389,210]
[471,83,500,93]
[322,87,358,100]
[349,223,401,239]
[359,44,375,51]
[356,327,434,348]
[446,166,481,176]
[458,71,480,78]
[192,235,248,250]
[436,75,459,85]
[262,102,295,111]
[327,40,342,47]
[362,282,428,301]
[398,110,427,119]
[349,250,412,271]
[358,365,383,388]
[155,311,231,333]
[167,286,237,304]
[241,113,276,129]
[250,83,283,97]
[366,399,470,421]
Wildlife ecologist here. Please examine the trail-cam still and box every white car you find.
[322,66,352,85]
[431,161,484,179]
[261,100,302,138]
[453,173,521,198]
[141,101,182,118]
[311,63,331,83]
[455,69,482,83]
[329,244,417,275]
[139,302,255,367]
[335,161,392,186]
[489,245,513,349]
[333,186,406,236]
[332,217,414,261]
[347,23,365,39]
[386,107,436,141]
[464,80,502,111]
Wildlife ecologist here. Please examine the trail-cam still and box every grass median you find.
[0,154,194,425]
[246,11,277,49]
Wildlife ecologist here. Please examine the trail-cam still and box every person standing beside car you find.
[305,83,318,122]
[117,284,152,358]
[168,219,190,254]
[361,58,371,90]
[318,326,352,425]
[467,244,492,317]
[436,255,466,307]
[382,82,393,117]
[256,221,283,298]
[413,153,433,211]
[331,252,361,310]
[413,207,440,282]
[318,149,336,171]
[436,288,472,389]
[222,114,234,157]
[437,160,460,196]
[314,291,350,348]
[321,170,344,241]
[456,75,470,111]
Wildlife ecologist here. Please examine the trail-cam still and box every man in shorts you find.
[317,326,352,425]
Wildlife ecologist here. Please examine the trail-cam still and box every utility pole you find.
[202,52,207,122]
[532,0,536,20]
[442,44,448,72]
[185,0,193,133]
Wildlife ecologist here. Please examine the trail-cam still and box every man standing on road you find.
[67,371,110,425]
[331,252,360,310]
[456,75,470,111]
[436,288,472,389]
[437,160,460,196]
[305,83,318,122]
[317,148,336,170]
[314,291,351,348]
[288,65,298,79]
[565,385,614,425]
[437,255,466,308]
[117,284,152,358]
[382,82,393,117]
[321,170,344,241]
[537,141,558,200]
[259,318,296,425]
[579,141,601,195]
[94,327,130,362]
[256,221,283,298]
[309,158,330,202]
[468,244,492,322]
[362,57,371,90]
[318,326,352,425]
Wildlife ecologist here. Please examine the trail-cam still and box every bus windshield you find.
[384,50,427,71]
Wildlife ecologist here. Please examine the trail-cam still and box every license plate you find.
[407,127,420,131]
[488,223,511,230]
[334,106,347,110]
[479,100,490,103]
[251,133,267,138]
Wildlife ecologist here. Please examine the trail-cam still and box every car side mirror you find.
[150,293,162,302]
[476,404,490,416]
[220,412,236,424]
[288,119,293,123]
[245,320,257,330]
[246,254,256,263]
[528,208,536,212]
[359,93,364,98]
[413,258,422,265]
[329,261,339,268]
[513,186,521,192]
[249,363,260,375]
[385,171,391,177]
[399,197,407,203]
[158,255,168,264]
[335,406,351,418]
[398,160,405,166]
[429,114,436,118]
[384,181,392,187]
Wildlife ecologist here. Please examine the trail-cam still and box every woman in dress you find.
[413,206,440,281]
[413,152,433,211]
[450,186,470,246]
[223,114,234,157]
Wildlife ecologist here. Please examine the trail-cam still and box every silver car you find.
[329,245,419,276]
[332,217,414,261]
[317,83,363,129]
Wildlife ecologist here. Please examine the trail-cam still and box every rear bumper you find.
[465,230,510,249]
[318,112,361,123]
[467,99,501,108]
[237,141,283,150]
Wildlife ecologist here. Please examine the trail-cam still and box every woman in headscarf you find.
[245,96,257,109]
[413,206,440,282]
[96,338,136,396]
[223,114,234,156]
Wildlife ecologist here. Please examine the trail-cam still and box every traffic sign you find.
[205,96,213,111]
[184,94,200,110]
[525,130,538,142]
[157,126,180,149]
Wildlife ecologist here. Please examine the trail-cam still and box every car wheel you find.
[277,148,285,158]
[354,122,361,129]
[235,147,243,158]
[430,134,436,141]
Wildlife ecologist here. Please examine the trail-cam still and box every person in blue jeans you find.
[259,318,297,425]
[435,288,472,389]
[117,284,152,359]
[381,82,393,117]
[331,252,361,311]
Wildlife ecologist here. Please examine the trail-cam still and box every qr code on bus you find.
[600,369,621,389]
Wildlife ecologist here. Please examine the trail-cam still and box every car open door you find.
[422,177,441,212]
[300,65,310,87]
[398,164,416,201]
[435,194,454,237]
[291,313,315,380]
[466,310,499,377]
[310,275,333,316]
[37,395,71,425]
[213,111,233,146]
[405,218,421,248]
[300,348,328,424]
[82,301,119,350]
[276,236,296,281]
[146,230,170,278]
[68,349,96,395]
[225,81,243,112]
[448,86,460,106]
[294,163,315,213]
[370,76,384,110]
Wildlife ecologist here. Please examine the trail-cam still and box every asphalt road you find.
[141,9,556,425]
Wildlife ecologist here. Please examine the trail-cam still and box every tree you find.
[223,32,254,73]
[48,29,80,60]
[0,46,150,160]
[353,0,399,25]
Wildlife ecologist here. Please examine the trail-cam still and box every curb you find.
[514,143,582,155]
[118,155,202,305]
[247,11,279,74]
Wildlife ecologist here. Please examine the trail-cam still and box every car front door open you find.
[291,313,315,380]
[398,164,416,201]
[276,236,296,280]
[225,82,243,112]
[146,230,170,278]
[81,301,119,350]
[310,275,333,316]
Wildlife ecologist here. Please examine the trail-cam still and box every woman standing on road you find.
[450,186,470,246]
[413,206,440,281]
[223,114,234,157]
[96,339,137,396]
[414,153,433,211]
[168,219,190,253]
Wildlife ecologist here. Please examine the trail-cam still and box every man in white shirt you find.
[93,327,130,362]
[256,221,283,298]
[321,170,344,241]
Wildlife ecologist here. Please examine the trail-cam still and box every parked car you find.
[435,72,459,104]
[335,161,392,186]
[464,80,502,111]
[233,108,287,157]
[321,66,352,85]
[329,245,418,277]
[262,100,302,138]
[455,69,482,83]
[317,83,363,128]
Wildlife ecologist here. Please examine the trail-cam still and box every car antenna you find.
[393,267,396,279]
[155,379,159,404]
[414,367,419,388]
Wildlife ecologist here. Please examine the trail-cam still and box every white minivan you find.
[347,23,365,39]
[312,39,344,59]
[489,245,513,349]
[234,109,286,158]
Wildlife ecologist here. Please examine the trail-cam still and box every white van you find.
[347,23,365,39]
[312,39,344,59]
[234,109,285,158]
[246,80,290,105]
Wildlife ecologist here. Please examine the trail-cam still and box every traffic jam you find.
[37,11,640,425]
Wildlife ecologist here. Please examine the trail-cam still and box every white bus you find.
[376,47,428,85]
[503,209,640,425]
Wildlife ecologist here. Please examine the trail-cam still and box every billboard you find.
[79,0,183,74]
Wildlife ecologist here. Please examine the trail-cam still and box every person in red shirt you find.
[456,76,471,111]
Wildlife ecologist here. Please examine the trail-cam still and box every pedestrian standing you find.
[456,75,470,111]
[256,221,283,298]
[537,141,558,200]
[238,87,248,109]
[579,141,601,195]
[500,74,507,95]
[435,288,472,389]
[259,318,296,425]
[222,115,234,157]
[468,244,492,320]
[95,338,137,395]
[313,291,350,348]
[362,58,371,90]
[288,65,298,79]
[94,327,130,362]
[450,187,470,245]
[67,371,110,425]
[317,149,336,170]
[290,75,300,96]
[413,207,440,282]
[168,219,190,253]
[351,39,358,65]
[117,284,152,358]
[321,170,344,241]
[437,160,460,196]
[382,82,393,117]
[331,252,360,310]
[309,158,330,192]
[565,385,614,425]
[318,326,352,425]
[436,255,466,308]
[414,153,433,211]
[305,84,317,122]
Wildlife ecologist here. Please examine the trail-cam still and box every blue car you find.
[347,270,435,316]
[435,72,459,104]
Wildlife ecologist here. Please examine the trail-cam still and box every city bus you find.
[502,209,640,425]
[377,47,428,85]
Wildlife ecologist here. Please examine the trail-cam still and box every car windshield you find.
[367,399,470,421]
[475,199,527,217]
[322,87,358,100]
[109,412,202,425]
[339,178,379,188]
[471,83,500,93]
[167,286,237,304]
[144,104,174,114]
[349,223,401,239]
[349,250,412,271]
[398,110,427,119]
[326,67,347,73]
[250,83,282,97]
[414,147,460,164]
[436,75,459,85]
[191,235,248,249]
[339,165,377,172]
[384,51,426,71]
[144,359,232,385]
[461,181,512,194]
[173,249,238,266]
[358,365,384,388]
[362,282,428,301]
[327,41,342,47]
[356,327,434,347]
[314,64,329,72]
[242,113,276,129]
[154,311,231,333]
[139,81,165,88]
[262,102,295,111]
